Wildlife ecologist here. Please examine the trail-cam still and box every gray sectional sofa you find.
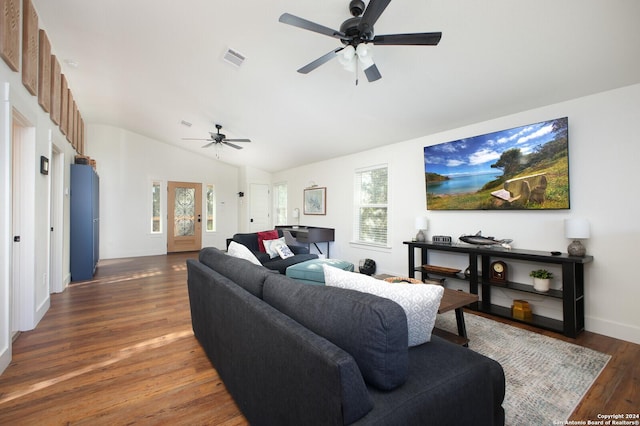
[186,247,505,426]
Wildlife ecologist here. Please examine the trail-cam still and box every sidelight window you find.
[206,184,216,232]
[151,181,162,233]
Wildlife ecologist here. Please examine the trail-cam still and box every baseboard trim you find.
[586,315,640,345]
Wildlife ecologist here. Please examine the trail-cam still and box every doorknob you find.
[14,236,20,242]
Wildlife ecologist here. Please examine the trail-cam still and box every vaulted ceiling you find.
[31,0,640,172]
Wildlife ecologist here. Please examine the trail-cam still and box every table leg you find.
[454,307,469,347]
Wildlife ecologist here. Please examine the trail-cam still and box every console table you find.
[404,241,593,338]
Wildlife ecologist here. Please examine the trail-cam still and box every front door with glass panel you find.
[167,181,202,252]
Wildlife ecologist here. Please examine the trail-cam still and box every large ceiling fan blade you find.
[202,142,216,148]
[223,141,243,150]
[373,32,442,46]
[297,47,344,74]
[279,13,346,40]
[223,138,251,143]
[363,63,382,82]
[182,137,212,141]
[358,0,392,35]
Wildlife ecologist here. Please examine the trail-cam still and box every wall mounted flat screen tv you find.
[424,117,569,210]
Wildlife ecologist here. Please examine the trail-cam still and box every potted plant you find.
[530,269,553,292]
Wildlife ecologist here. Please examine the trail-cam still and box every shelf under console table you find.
[403,241,594,338]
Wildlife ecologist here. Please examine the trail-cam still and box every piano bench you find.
[285,258,355,285]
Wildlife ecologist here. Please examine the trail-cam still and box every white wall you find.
[273,83,640,345]
[1,61,77,373]
[88,125,240,258]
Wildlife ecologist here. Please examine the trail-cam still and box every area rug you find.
[435,312,611,426]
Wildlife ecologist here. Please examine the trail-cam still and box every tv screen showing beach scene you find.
[424,117,570,210]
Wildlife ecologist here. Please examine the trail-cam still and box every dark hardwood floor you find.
[0,252,637,424]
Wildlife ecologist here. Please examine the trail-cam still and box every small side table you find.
[375,274,478,346]
[434,289,479,346]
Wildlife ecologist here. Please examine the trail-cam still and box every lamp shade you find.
[415,216,429,230]
[565,218,590,239]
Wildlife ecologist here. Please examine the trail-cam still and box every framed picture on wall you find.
[303,187,326,215]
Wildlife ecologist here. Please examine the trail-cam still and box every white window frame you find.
[205,184,216,232]
[150,179,163,234]
[352,164,390,248]
[273,182,288,226]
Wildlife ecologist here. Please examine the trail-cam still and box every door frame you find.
[167,181,202,252]
[1,83,12,373]
[49,143,64,293]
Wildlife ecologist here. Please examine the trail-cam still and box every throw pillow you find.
[276,244,294,259]
[227,241,262,266]
[263,273,408,391]
[263,237,287,259]
[257,230,279,252]
[323,265,444,347]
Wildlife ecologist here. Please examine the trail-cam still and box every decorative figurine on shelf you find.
[459,231,512,249]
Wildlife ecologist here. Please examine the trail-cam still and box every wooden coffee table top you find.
[438,288,478,314]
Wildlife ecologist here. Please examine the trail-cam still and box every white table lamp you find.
[415,217,429,242]
[565,218,590,257]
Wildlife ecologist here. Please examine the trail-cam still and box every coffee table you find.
[433,288,478,346]
[376,275,478,346]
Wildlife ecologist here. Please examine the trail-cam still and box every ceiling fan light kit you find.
[279,0,442,84]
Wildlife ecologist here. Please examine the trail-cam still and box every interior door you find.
[249,183,270,232]
[167,181,202,252]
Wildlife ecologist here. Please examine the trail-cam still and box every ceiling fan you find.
[182,124,251,150]
[279,0,442,83]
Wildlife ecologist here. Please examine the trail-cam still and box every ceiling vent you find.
[223,48,246,68]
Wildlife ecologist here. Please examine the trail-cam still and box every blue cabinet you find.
[70,164,99,281]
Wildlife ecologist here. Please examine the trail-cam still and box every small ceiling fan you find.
[279,0,442,83]
[182,124,251,150]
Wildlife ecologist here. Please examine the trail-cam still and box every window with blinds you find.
[354,165,388,246]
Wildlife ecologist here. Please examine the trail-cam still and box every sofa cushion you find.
[199,247,275,299]
[227,241,262,266]
[323,265,444,347]
[232,232,261,253]
[275,244,294,259]
[263,237,287,259]
[257,230,279,252]
[360,335,506,426]
[263,273,409,391]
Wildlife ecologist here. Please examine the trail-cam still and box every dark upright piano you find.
[275,226,335,257]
